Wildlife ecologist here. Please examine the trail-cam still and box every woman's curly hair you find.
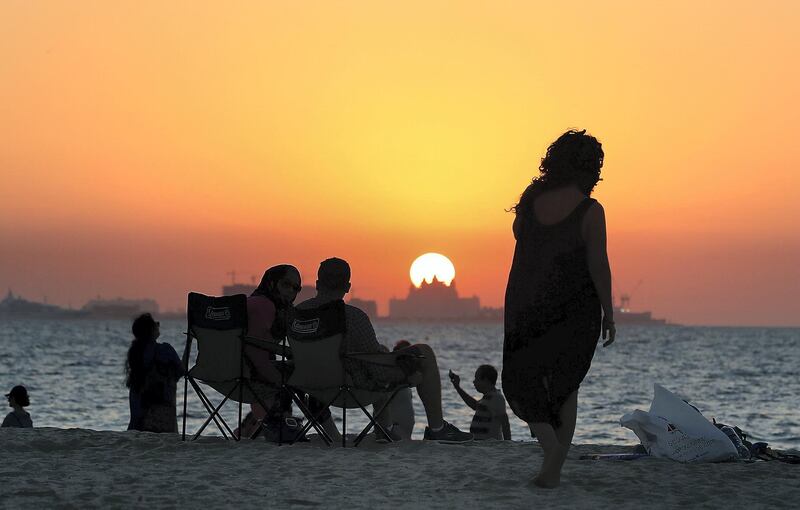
[513,129,604,214]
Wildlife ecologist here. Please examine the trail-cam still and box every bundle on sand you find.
[1,428,797,509]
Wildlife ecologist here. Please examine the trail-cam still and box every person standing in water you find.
[503,129,615,488]
[126,313,184,432]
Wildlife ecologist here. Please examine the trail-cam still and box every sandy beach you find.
[2,428,798,509]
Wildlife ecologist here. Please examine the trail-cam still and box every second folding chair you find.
[286,299,411,447]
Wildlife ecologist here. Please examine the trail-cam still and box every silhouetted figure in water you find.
[2,385,33,428]
[126,313,184,432]
[502,129,616,488]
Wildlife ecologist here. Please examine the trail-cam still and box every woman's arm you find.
[583,202,616,346]
[160,343,186,377]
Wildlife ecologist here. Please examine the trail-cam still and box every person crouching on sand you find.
[449,365,511,440]
[2,385,33,428]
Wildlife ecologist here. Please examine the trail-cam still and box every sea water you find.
[1,319,798,450]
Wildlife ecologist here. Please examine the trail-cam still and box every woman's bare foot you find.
[529,444,568,489]
[530,475,559,489]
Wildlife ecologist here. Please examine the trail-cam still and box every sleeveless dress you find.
[502,197,601,427]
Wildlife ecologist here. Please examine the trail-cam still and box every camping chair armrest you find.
[345,351,425,367]
[244,336,293,358]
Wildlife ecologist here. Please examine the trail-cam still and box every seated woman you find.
[2,385,33,428]
[126,313,184,433]
[246,264,340,441]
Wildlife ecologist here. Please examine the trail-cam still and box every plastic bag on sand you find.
[620,383,738,463]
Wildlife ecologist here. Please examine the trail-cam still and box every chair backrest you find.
[286,300,348,392]
[186,292,250,383]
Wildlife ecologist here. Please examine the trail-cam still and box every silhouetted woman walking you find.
[502,130,615,488]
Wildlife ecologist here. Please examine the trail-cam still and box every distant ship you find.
[613,294,668,326]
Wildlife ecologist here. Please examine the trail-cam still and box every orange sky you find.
[1,1,799,326]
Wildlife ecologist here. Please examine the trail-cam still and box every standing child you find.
[449,365,511,440]
[2,385,33,428]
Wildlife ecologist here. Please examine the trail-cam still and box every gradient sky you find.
[2,1,799,326]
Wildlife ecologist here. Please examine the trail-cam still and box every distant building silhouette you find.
[222,281,316,305]
[389,279,480,319]
[348,297,378,320]
[82,297,159,319]
[222,283,255,296]
[0,289,83,318]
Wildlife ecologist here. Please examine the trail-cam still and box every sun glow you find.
[409,253,456,287]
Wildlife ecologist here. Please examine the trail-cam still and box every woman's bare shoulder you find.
[585,200,605,222]
[581,200,606,241]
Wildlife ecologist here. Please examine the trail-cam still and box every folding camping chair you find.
[286,299,414,447]
[181,292,332,443]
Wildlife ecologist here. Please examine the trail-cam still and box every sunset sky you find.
[2,1,799,326]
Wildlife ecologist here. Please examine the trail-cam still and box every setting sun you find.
[409,253,456,287]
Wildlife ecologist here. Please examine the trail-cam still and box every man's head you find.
[473,364,498,393]
[316,257,351,297]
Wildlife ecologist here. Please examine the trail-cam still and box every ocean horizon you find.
[1,319,798,451]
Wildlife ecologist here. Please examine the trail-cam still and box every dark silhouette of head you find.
[514,129,604,213]
[475,364,498,385]
[252,264,302,307]
[316,257,352,297]
[393,339,412,351]
[125,313,160,390]
[6,385,30,407]
[132,313,159,343]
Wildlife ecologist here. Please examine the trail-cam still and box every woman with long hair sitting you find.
[126,313,184,432]
[244,264,340,441]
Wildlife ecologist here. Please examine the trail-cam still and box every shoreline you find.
[2,428,798,508]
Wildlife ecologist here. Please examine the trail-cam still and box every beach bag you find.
[261,416,307,443]
[620,384,738,463]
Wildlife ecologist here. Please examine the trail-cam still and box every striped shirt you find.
[470,390,507,440]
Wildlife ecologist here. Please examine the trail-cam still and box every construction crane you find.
[620,279,643,312]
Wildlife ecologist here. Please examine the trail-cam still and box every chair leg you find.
[190,380,229,439]
[182,375,189,441]
[189,379,232,439]
[289,389,341,445]
[192,383,239,440]
[241,379,293,442]
[342,390,347,448]
[352,388,400,447]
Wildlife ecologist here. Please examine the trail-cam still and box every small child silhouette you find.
[2,385,33,428]
[449,365,510,440]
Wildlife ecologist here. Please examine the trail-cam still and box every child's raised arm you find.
[449,370,478,410]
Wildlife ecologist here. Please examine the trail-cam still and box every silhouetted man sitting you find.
[297,257,473,442]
